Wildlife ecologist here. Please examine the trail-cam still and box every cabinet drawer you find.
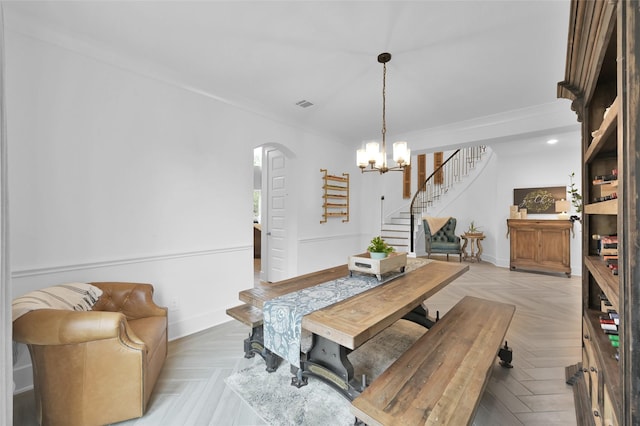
[603,387,618,426]
[583,320,601,423]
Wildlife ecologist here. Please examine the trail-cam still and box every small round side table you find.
[461,233,485,262]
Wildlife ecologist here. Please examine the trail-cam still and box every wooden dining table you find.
[237,259,469,400]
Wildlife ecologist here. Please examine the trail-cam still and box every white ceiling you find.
[4,0,573,145]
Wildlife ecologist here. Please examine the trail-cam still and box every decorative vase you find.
[369,251,387,259]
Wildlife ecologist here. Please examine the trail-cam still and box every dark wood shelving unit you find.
[558,1,640,424]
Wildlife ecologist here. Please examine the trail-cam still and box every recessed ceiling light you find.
[547,139,559,144]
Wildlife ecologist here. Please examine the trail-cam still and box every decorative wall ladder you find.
[380,146,487,252]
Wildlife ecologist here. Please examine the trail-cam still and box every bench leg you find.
[243,325,282,372]
[498,340,514,368]
[292,335,363,400]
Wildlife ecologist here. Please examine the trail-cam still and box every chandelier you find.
[357,52,410,174]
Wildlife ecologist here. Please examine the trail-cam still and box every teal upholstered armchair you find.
[423,217,462,261]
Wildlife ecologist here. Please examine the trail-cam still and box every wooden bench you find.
[351,295,516,426]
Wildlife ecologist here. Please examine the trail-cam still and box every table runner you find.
[262,258,430,368]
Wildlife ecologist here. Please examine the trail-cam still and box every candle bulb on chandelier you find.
[393,141,410,166]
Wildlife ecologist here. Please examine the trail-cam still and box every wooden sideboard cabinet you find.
[507,219,572,277]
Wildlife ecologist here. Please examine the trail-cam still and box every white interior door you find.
[264,147,288,282]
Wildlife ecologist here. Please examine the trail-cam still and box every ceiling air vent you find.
[295,100,314,108]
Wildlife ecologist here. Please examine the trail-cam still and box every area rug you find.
[225,319,427,426]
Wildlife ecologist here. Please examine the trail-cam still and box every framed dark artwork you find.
[513,186,567,214]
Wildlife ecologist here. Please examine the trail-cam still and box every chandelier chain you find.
[381,61,387,158]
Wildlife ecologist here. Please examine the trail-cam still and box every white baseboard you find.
[12,363,33,395]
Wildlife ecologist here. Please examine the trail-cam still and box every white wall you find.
[6,18,375,392]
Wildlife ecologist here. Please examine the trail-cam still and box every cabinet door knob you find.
[594,410,600,417]
[590,366,598,373]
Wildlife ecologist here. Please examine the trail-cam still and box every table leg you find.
[461,237,469,261]
[477,238,483,262]
[292,334,363,400]
[243,325,282,372]
[402,304,435,328]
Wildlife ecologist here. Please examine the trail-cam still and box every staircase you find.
[380,211,412,252]
[382,146,487,253]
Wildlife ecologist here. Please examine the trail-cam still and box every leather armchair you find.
[13,282,168,426]
[423,217,463,261]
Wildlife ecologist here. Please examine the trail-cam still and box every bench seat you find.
[226,303,263,327]
[351,295,515,426]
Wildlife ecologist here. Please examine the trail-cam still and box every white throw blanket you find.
[423,216,451,234]
[12,283,103,322]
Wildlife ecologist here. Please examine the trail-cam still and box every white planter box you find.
[348,252,408,280]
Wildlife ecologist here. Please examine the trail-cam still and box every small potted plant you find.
[465,221,483,237]
[367,236,395,259]
[568,172,582,223]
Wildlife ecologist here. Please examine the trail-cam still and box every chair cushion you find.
[431,242,462,252]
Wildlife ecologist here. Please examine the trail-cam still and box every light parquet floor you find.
[13,259,581,426]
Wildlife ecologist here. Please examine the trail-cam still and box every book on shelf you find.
[609,311,620,325]
[592,175,617,184]
[600,310,619,329]
[600,248,619,256]
[603,311,620,348]
[593,193,618,203]
[601,323,618,331]
[605,259,618,270]
[592,169,618,185]
[593,234,618,252]
[600,294,613,312]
